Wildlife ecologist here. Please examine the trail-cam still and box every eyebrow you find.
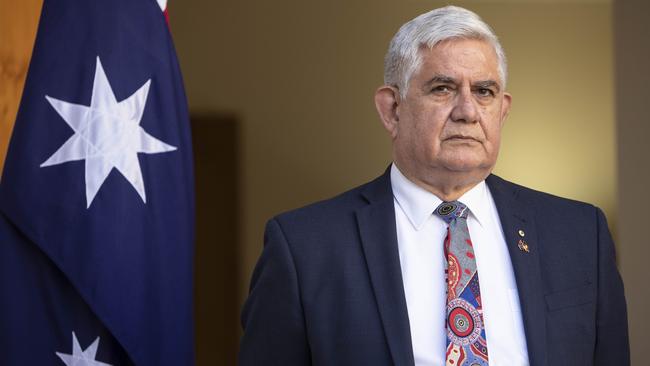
[473,80,501,92]
[426,75,457,85]
[425,75,501,92]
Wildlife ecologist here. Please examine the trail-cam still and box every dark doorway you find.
[192,115,240,365]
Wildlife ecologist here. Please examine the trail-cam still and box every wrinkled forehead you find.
[414,38,501,82]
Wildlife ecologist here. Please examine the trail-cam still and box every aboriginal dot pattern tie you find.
[435,201,489,366]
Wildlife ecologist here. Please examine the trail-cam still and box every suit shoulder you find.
[489,175,609,239]
[271,174,384,227]
[489,174,599,213]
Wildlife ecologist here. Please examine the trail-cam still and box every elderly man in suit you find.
[239,5,629,366]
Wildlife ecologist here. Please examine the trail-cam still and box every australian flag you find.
[0,0,194,365]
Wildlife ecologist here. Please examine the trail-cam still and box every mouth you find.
[444,135,480,142]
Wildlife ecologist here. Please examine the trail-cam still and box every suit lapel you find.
[356,171,415,366]
[487,175,547,366]
[354,171,547,366]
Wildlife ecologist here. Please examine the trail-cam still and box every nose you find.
[450,88,478,123]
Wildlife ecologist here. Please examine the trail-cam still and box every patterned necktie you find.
[434,201,489,366]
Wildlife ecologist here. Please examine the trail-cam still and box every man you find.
[240,6,629,366]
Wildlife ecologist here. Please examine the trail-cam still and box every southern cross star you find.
[56,332,112,366]
[41,56,176,208]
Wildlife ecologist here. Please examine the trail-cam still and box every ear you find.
[500,92,512,126]
[374,85,401,139]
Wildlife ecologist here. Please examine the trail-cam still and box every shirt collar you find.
[390,163,491,230]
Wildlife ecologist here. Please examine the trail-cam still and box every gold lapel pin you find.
[518,239,529,253]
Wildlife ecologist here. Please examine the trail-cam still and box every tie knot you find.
[434,201,469,224]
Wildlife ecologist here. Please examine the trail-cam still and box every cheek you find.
[400,103,449,150]
[489,133,502,152]
[414,107,448,135]
[414,118,445,151]
[480,110,505,141]
[396,119,438,161]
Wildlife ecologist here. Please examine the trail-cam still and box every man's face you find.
[387,38,511,187]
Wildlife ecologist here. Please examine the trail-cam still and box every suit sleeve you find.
[593,208,630,366]
[239,218,311,365]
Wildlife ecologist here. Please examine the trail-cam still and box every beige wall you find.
[492,4,615,221]
[615,1,650,364]
[171,0,616,303]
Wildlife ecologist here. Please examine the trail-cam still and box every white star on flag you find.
[56,332,112,366]
[41,56,177,208]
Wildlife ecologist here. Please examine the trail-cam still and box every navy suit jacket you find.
[240,170,629,366]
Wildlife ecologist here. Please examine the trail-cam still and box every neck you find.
[393,162,488,202]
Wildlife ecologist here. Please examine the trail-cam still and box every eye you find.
[431,85,451,94]
[476,88,495,97]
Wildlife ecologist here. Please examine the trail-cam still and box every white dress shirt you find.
[391,164,530,366]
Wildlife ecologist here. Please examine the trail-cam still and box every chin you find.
[439,157,493,174]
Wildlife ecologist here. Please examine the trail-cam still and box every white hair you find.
[384,6,507,98]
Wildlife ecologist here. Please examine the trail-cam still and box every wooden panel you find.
[0,0,43,175]
[191,115,240,366]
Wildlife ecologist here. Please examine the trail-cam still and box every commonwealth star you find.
[41,57,177,208]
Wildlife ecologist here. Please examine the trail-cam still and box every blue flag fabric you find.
[0,0,194,365]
